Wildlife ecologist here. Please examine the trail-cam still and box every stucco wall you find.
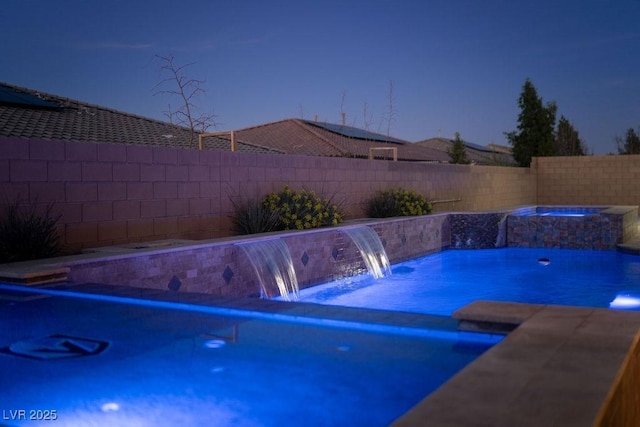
[0,137,536,252]
[535,155,640,206]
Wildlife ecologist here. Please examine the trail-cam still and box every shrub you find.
[230,186,343,235]
[0,198,62,263]
[263,186,343,231]
[365,188,432,218]
[231,199,280,235]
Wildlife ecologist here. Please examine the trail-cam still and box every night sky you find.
[3,0,639,154]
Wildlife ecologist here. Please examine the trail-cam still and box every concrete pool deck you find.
[394,300,640,427]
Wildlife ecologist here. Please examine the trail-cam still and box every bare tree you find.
[153,53,217,147]
[386,80,397,138]
[362,101,374,131]
[339,90,347,125]
[379,80,396,139]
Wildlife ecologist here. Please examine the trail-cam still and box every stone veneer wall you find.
[0,136,535,252]
[61,214,449,297]
[449,212,509,249]
[507,206,637,250]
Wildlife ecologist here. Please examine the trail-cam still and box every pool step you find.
[453,300,545,333]
[0,264,69,285]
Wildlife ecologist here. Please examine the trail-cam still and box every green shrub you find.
[366,188,432,218]
[0,198,62,263]
[263,185,343,231]
[230,186,343,235]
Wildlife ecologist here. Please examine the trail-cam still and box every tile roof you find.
[1,82,503,163]
[0,82,277,154]
[213,118,452,162]
[416,137,515,165]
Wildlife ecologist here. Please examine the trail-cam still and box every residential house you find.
[416,137,514,165]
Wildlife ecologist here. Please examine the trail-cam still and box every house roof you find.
[0,82,278,154]
[205,119,451,162]
[416,137,514,165]
[1,82,502,164]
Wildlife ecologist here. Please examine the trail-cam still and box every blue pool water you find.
[536,212,586,217]
[515,207,603,217]
[0,283,499,427]
[295,248,640,316]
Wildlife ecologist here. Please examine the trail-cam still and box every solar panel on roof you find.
[463,140,494,153]
[304,120,407,144]
[0,85,61,110]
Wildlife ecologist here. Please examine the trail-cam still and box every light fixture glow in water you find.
[101,402,120,412]
[610,294,640,309]
[204,339,227,348]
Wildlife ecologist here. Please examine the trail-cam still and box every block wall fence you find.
[4,137,640,253]
[533,155,640,207]
[0,136,536,253]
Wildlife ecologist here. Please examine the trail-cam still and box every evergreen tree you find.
[616,128,640,154]
[556,115,586,156]
[448,132,470,164]
[505,78,557,166]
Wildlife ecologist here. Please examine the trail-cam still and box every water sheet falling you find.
[495,213,508,248]
[237,238,299,301]
[343,226,392,279]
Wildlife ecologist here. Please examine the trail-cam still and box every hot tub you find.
[507,205,637,249]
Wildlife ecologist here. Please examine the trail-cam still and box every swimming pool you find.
[293,248,640,316]
[0,283,500,427]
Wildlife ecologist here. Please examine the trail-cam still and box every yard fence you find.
[1,136,638,253]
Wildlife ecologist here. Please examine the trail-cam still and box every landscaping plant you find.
[263,186,342,231]
[0,197,62,263]
[365,188,432,218]
[231,199,280,235]
[232,186,343,234]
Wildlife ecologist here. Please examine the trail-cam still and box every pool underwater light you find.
[204,339,227,349]
[610,294,640,309]
[100,402,120,412]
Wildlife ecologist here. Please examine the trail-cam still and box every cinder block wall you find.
[535,155,640,206]
[0,137,535,252]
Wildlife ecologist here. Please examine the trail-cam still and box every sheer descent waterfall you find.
[343,226,392,279]
[236,238,299,301]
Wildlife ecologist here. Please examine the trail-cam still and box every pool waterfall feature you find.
[6,205,635,298]
[341,226,392,279]
[449,212,509,249]
[236,226,392,300]
[236,238,299,301]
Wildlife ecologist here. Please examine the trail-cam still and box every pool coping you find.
[393,300,640,426]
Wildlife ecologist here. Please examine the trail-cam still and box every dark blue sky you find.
[3,0,639,154]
